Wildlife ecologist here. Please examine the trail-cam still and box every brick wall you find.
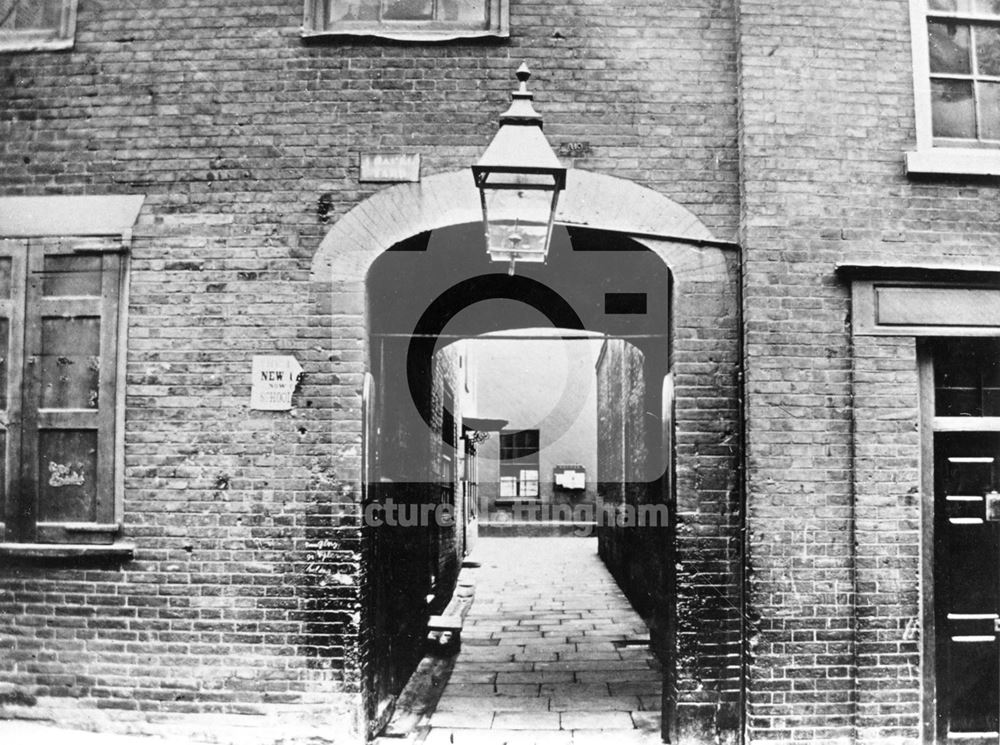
[668,251,744,744]
[0,0,741,738]
[852,335,921,742]
[737,0,1000,741]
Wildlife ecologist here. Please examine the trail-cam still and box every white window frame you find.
[0,0,77,53]
[498,429,540,501]
[301,0,508,42]
[907,0,1000,175]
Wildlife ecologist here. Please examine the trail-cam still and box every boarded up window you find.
[0,241,123,544]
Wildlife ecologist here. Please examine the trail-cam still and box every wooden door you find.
[935,431,1000,742]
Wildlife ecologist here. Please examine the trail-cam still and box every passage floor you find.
[423,536,662,745]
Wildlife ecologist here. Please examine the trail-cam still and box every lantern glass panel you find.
[482,187,555,263]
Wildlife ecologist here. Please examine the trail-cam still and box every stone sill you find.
[0,542,135,562]
[0,36,74,54]
[301,27,508,43]
[906,148,1000,177]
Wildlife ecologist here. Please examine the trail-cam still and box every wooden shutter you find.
[0,240,26,542]
[24,242,121,543]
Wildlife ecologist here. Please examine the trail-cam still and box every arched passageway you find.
[311,169,742,744]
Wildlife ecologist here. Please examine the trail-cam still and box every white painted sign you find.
[554,467,586,490]
[250,356,304,411]
[359,153,421,183]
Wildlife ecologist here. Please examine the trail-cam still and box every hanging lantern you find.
[471,63,566,275]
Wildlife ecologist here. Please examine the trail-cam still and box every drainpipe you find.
[735,242,748,745]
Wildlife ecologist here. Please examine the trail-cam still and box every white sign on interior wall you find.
[250,355,304,411]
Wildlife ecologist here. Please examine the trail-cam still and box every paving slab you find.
[561,711,635,730]
[434,696,551,713]
[548,695,641,712]
[569,730,660,745]
[0,722,190,745]
[492,711,562,730]
[538,683,611,697]
[496,671,575,684]
[452,661,534,672]
[576,669,662,683]
[495,683,543,696]
[427,710,495,729]
[423,729,574,745]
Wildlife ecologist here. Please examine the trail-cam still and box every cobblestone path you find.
[423,537,663,745]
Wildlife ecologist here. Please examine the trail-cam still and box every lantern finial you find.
[500,63,543,127]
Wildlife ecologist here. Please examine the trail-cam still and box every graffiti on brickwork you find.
[303,538,355,586]
[48,461,85,487]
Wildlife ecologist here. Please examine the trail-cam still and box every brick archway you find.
[310,168,728,285]
[311,168,744,745]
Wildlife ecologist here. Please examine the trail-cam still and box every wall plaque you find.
[359,153,421,183]
[250,356,304,411]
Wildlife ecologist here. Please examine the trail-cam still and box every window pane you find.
[930,22,972,73]
[932,79,977,137]
[0,258,12,300]
[981,82,1000,140]
[935,339,1000,416]
[40,317,101,409]
[0,0,61,31]
[972,0,1000,16]
[500,476,517,498]
[938,0,1000,13]
[440,0,485,22]
[501,429,539,459]
[0,430,6,506]
[442,407,455,447]
[37,429,98,523]
[976,25,1000,75]
[519,469,539,497]
[0,318,8,411]
[329,0,379,21]
[382,0,432,20]
[43,255,102,297]
[937,343,981,417]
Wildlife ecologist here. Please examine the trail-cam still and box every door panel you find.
[936,432,1000,740]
